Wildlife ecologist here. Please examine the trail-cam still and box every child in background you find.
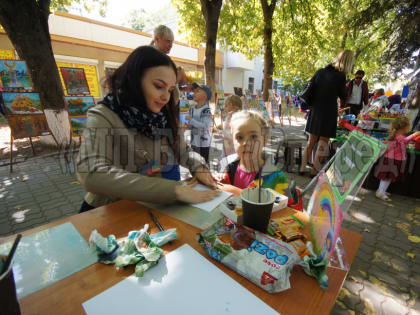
[374,116,420,201]
[222,95,243,156]
[216,110,289,198]
[186,83,213,163]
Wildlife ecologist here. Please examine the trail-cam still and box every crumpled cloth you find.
[89,225,177,277]
[301,241,329,290]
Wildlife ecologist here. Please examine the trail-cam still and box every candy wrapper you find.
[198,217,305,293]
[89,225,177,277]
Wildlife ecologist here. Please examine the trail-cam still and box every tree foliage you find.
[171,0,417,89]
[124,4,179,32]
[351,0,420,74]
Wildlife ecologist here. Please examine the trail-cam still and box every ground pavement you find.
[0,119,419,315]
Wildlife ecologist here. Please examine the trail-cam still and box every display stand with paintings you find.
[0,58,58,172]
[60,68,95,140]
[179,99,190,129]
[0,90,56,172]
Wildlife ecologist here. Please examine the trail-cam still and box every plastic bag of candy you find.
[198,217,305,293]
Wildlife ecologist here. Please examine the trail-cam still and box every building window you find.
[273,80,278,91]
[248,77,254,93]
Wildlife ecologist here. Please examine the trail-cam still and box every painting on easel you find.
[2,92,43,115]
[70,116,87,137]
[8,114,50,139]
[0,60,33,90]
[65,96,95,115]
[60,67,90,95]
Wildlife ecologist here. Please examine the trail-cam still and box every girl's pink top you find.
[234,165,258,189]
[384,134,416,161]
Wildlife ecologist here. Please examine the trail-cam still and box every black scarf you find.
[99,92,169,139]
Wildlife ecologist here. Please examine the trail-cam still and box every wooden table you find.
[4,200,362,315]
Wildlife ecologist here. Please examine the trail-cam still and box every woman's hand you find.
[194,166,217,189]
[216,183,242,197]
[175,181,220,203]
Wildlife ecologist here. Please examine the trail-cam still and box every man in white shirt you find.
[341,70,369,116]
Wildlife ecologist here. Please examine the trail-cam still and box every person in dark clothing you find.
[300,50,354,176]
[341,69,369,116]
[387,91,402,109]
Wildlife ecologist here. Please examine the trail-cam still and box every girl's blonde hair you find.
[331,50,354,75]
[225,95,243,111]
[231,110,270,136]
[389,115,410,140]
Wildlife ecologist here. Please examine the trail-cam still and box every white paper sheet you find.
[83,244,280,315]
[190,184,232,212]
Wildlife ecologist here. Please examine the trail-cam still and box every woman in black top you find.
[300,50,354,176]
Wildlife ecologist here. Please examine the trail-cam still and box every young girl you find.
[221,95,243,156]
[374,116,420,201]
[216,110,290,199]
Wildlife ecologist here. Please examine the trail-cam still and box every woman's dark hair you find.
[106,45,179,144]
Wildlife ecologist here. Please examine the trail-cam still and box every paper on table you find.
[0,222,97,298]
[83,244,280,315]
[190,184,232,212]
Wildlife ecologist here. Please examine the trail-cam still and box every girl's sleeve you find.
[404,133,417,143]
[189,107,212,129]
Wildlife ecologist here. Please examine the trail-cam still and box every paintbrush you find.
[1,234,21,275]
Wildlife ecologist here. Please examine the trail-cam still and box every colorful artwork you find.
[308,172,343,262]
[70,116,87,137]
[179,100,190,128]
[58,62,100,97]
[2,92,42,115]
[60,67,90,95]
[0,50,15,60]
[0,60,32,90]
[65,96,95,115]
[7,115,50,139]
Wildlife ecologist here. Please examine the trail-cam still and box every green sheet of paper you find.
[0,222,97,298]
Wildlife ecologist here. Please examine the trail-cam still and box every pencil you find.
[148,210,164,232]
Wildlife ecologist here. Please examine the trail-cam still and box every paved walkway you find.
[0,119,419,314]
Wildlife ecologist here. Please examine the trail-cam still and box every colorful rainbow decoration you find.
[308,172,343,261]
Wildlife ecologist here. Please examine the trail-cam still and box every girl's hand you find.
[194,166,217,189]
[216,183,242,197]
[175,181,220,203]
[413,131,420,138]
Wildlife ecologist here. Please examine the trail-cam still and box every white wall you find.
[48,13,198,63]
[244,56,264,94]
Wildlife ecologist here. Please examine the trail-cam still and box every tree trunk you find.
[261,0,277,102]
[200,0,223,102]
[0,0,72,148]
